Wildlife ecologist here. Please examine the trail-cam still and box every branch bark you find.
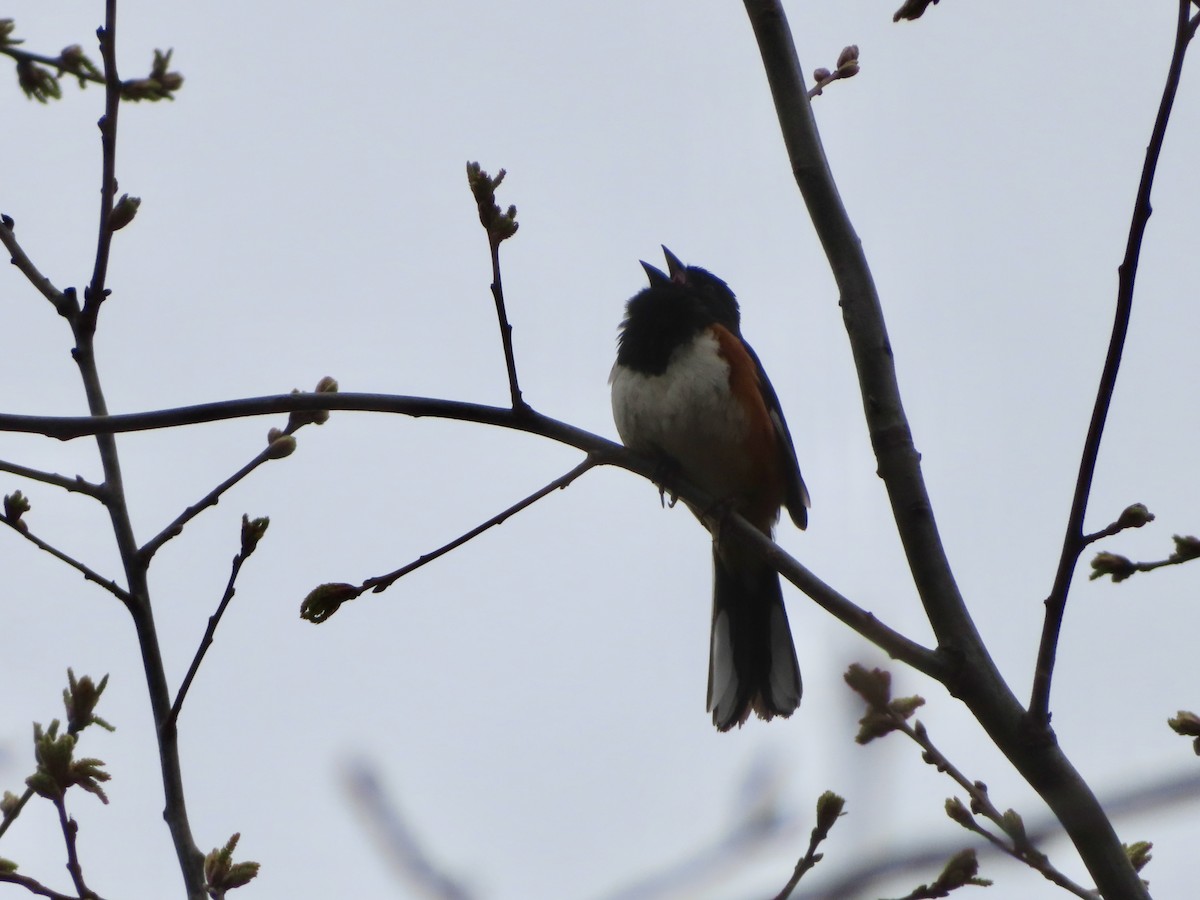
[740,1,1153,897]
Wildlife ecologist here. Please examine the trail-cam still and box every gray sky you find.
[2,1,1198,898]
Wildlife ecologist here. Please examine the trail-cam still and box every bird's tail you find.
[707,547,802,731]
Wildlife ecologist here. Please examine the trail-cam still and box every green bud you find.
[240,515,270,556]
[300,582,360,623]
[944,797,974,829]
[204,833,261,894]
[63,669,114,735]
[265,435,296,459]
[1,791,21,820]
[1170,534,1200,563]
[844,663,892,709]
[929,848,991,891]
[4,490,30,531]
[813,791,845,840]
[889,695,926,720]
[1168,710,1200,736]
[1115,503,1154,530]
[1124,840,1153,873]
[1089,551,1135,582]
[27,720,110,804]
[109,194,141,231]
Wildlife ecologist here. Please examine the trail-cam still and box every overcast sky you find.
[2,2,1199,898]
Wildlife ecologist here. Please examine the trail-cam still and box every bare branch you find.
[165,516,269,732]
[0,869,107,900]
[301,458,599,622]
[0,512,131,604]
[0,215,77,317]
[344,759,473,900]
[1031,1,1200,726]
[52,796,95,900]
[0,458,101,497]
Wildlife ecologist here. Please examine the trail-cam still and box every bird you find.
[610,247,809,731]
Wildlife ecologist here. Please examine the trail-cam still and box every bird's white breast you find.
[610,330,754,500]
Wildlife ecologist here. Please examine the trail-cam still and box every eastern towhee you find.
[610,248,809,731]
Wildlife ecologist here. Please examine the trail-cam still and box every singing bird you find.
[610,248,809,731]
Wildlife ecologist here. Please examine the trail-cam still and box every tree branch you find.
[165,520,265,732]
[0,215,77,318]
[0,458,101,497]
[0,514,131,604]
[0,870,106,900]
[740,3,1151,897]
[1030,0,1200,726]
[363,456,598,594]
[52,796,95,900]
[64,4,206,895]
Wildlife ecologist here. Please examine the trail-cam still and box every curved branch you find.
[0,391,931,669]
[1030,0,1200,726]
[741,0,979,665]
[740,3,1154,897]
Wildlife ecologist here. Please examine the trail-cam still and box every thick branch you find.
[740,3,1150,897]
[741,0,981,665]
[1030,0,1200,725]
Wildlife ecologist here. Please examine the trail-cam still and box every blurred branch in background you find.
[343,759,475,900]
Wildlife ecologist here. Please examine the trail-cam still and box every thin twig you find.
[52,796,94,900]
[488,243,525,412]
[0,216,76,317]
[895,720,1095,898]
[772,830,827,900]
[0,787,34,839]
[0,515,131,603]
[364,457,598,594]
[80,9,122,333]
[165,545,252,732]
[0,44,107,88]
[0,458,101,497]
[0,870,104,900]
[140,447,274,564]
[1030,1,1200,727]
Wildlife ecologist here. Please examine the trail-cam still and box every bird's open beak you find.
[640,260,670,285]
[661,246,687,283]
